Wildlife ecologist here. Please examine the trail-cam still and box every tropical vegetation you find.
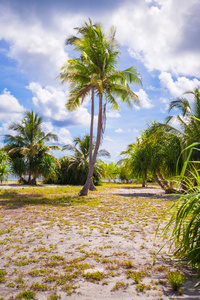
[4,111,59,185]
[119,122,182,191]
[45,134,109,186]
[0,149,10,182]
[60,19,141,195]
[0,18,200,277]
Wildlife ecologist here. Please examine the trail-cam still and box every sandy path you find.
[0,185,199,299]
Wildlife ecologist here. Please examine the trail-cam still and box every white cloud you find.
[135,89,154,109]
[0,88,25,122]
[0,5,85,85]
[159,72,200,98]
[110,0,200,77]
[27,82,92,127]
[57,128,72,145]
[115,128,124,133]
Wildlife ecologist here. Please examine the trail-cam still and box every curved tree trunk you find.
[157,170,170,189]
[153,172,165,190]
[154,170,176,193]
[80,93,103,195]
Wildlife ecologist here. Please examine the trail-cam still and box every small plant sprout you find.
[111,281,129,291]
[167,270,185,293]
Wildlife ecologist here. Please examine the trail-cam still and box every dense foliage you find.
[0,149,10,182]
[45,135,108,186]
[4,111,59,185]
[120,122,182,190]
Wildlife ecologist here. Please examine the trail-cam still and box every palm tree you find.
[120,122,182,191]
[63,134,109,185]
[166,88,200,157]
[60,19,141,195]
[157,88,200,189]
[103,162,120,183]
[4,111,59,185]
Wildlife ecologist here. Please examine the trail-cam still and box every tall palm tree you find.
[60,19,142,195]
[4,111,59,184]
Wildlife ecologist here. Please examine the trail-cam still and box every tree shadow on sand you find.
[114,186,180,201]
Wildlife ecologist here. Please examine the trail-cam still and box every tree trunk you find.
[154,171,176,193]
[157,170,169,189]
[89,88,96,191]
[142,172,146,187]
[153,172,165,189]
[89,178,96,191]
[80,93,103,195]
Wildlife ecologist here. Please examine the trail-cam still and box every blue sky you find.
[0,0,200,162]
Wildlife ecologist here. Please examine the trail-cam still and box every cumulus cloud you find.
[159,72,200,98]
[0,4,85,85]
[135,89,154,110]
[27,82,92,127]
[56,128,72,145]
[110,0,200,77]
[0,88,25,122]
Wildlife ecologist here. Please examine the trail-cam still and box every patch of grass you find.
[33,246,51,252]
[122,260,134,269]
[0,269,7,283]
[6,281,15,287]
[29,268,54,276]
[83,271,104,283]
[15,273,26,288]
[62,284,79,295]
[111,281,129,291]
[136,283,151,292]
[16,290,36,300]
[167,270,185,293]
[47,293,61,300]
[125,270,146,283]
[154,265,168,272]
[31,282,50,291]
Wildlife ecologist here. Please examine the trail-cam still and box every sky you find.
[0,0,200,162]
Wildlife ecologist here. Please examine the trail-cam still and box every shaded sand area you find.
[0,184,199,299]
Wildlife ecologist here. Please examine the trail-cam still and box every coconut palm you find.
[60,19,141,195]
[156,88,200,189]
[159,88,200,159]
[4,111,59,184]
[120,122,182,191]
[63,134,109,185]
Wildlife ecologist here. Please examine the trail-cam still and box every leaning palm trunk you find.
[80,94,103,195]
[153,172,165,190]
[89,88,96,191]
